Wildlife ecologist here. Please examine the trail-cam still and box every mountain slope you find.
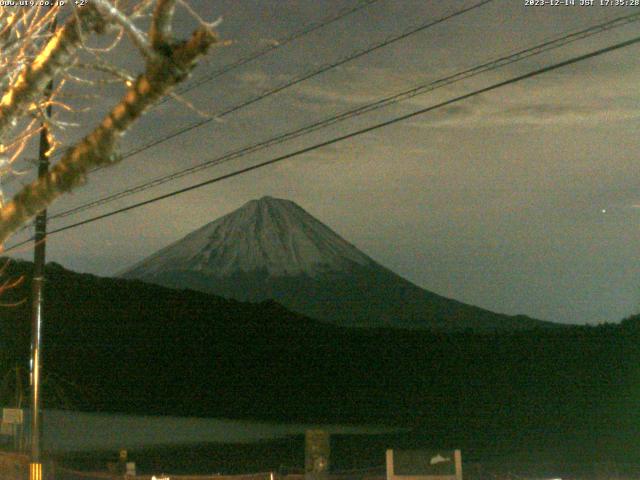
[123,196,374,278]
[0,259,636,471]
[121,196,551,331]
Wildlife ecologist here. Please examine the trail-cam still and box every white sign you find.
[2,408,23,425]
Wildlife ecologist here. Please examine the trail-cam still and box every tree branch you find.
[0,7,106,143]
[150,0,177,49]
[0,25,217,245]
[91,0,156,61]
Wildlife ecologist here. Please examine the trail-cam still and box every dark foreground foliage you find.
[1,259,639,472]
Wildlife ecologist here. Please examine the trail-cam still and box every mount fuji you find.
[121,196,550,331]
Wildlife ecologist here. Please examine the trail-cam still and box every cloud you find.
[258,38,280,47]
[272,50,640,130]
[234,70,277,88]
[406,97,639,129]
[290,65,424,107]
[402,66,640,129]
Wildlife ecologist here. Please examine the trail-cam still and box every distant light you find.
[601,209,607,214]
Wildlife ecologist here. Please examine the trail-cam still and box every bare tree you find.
[0,1,218,245]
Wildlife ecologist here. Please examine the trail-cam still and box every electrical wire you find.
[72,0,495,172]
[168,0,384,99]
[46,10,640,222]
[4,31,639,253]
[2,0,384,179]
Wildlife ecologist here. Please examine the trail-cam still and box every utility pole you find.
[29,10,56,480]
[29,87,52,480]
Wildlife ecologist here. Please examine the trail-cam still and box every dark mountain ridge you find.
[0,259,639,468]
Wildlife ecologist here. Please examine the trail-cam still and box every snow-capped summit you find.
[123,196,373,279]
[121,197,550,331]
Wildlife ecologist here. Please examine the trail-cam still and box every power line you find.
[5,32,639,253]
[169,0,384,98]
[79,0,496,171]
[2,0,383,181]
[4,0,498,240]
[46,10,640,222]
[4,0,495,200]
